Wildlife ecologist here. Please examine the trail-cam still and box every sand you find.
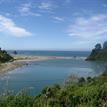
[0,55,86,75]
[0,55,51,75]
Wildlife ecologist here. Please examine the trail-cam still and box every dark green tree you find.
[95,43,102,50]
[103,41,107,49]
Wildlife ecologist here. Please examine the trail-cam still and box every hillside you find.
[86,41,107,61]
[0,48,13,63]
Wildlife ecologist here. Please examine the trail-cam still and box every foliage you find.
[86,41,107,61]
[95,43,102,50]
[103,41,107,49]
[0,48,13,63]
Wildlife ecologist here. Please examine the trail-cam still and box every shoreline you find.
[0,55,86,75]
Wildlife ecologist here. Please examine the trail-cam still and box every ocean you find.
[0,51,106,95]
[8,50,90,57]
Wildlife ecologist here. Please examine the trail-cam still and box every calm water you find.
[0,51,106,95]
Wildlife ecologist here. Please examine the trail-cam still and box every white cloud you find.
[19,2,57,16]
[67,14,107,43]
[19,3,41,16]
[38,2,58,13]
[0,15,32,37]
[52,16,64,22]
[38,2,52,10]
[20,3,31,13]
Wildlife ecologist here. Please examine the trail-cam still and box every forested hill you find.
[0,48,13,63]
[86,41,107,61]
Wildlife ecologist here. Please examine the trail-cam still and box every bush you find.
[0,49,13,63]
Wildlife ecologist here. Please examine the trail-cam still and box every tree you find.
[95,43,102,50]
[103,41,107,49]
[0,48,13,63]
[78,77,85,84]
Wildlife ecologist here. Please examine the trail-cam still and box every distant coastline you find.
[8,50,90,57]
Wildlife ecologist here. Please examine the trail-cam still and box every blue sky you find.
[0,0,107,50]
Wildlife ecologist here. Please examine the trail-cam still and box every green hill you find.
[0,48,13,63]
[86,41,107,61]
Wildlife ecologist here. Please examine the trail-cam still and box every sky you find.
[0,0,107,51]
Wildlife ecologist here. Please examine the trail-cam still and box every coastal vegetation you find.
[86,41,107,61]
[0,69,107,107]
[0,48,13,63]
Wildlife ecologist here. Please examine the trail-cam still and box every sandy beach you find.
[0,55,51,75]
[0,55,86,75]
